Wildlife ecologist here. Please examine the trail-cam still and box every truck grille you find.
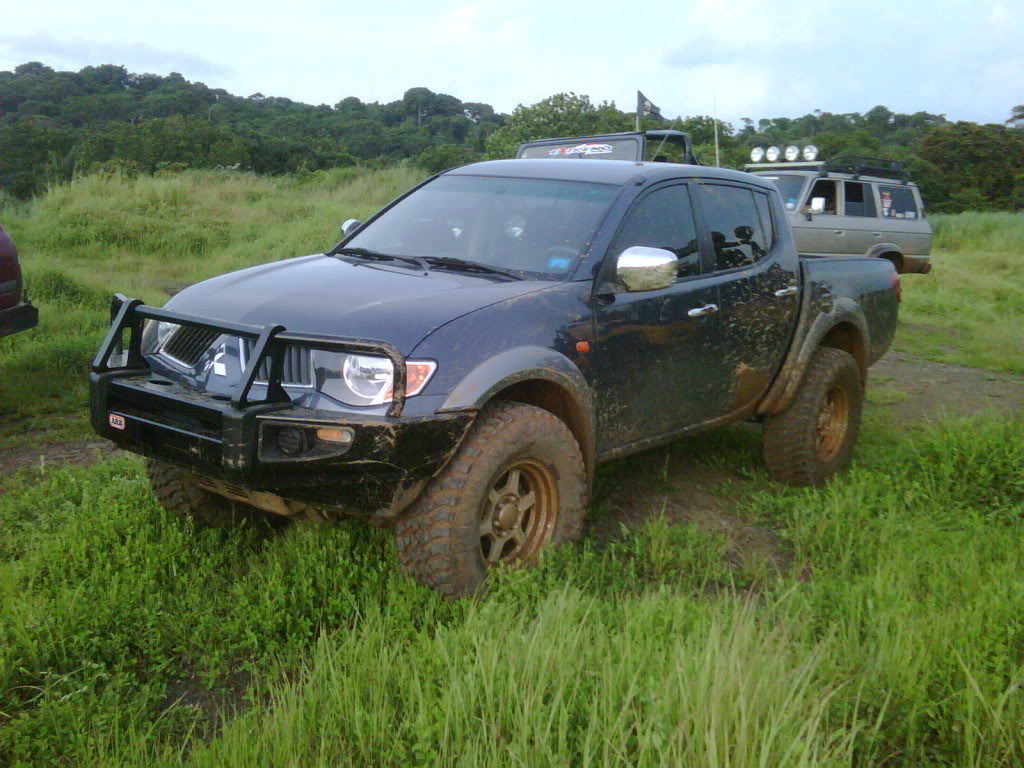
[163,326,219,367]
[240,339,313,386]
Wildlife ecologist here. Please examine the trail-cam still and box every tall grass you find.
[0,418,1021,766]
[931,212,1024,252]
[897,213,1023,373]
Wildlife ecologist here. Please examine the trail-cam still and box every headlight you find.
[140,320,179,355]
[318,353,436,407]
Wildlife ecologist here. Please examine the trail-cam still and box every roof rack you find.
[823,155,908,182]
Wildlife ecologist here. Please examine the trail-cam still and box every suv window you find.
[807,179,838,215]
[844,181,877,217]
[613,184,701,278]
[760,174,805,211]
[697,184,769,271]
[879,185,920,219]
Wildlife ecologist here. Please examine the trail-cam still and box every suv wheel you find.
[394,400,586,598]
[145,459,260,528]
[762,348,863,486]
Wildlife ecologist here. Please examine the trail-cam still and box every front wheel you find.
[394,400,586,598]
[762,348,863,486]
[145,459,262,528]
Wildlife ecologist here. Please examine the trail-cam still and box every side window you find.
[697,184,769,272]
[844,181,877,217]
[878,185,919,219]
[613,185,701,279]
[807,179,838,215]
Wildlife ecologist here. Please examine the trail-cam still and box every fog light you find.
[316,427,354,445]
[278,426,309,456]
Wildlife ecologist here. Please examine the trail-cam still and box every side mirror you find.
[809,197,826,214]
[341,218,363,237]
[615,246,677,292]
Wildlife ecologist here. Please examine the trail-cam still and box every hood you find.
[164,254,551,355]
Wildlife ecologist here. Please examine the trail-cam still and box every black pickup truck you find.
[90,159,899,597]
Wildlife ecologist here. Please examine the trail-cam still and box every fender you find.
[866,242,902,260]
[758,293,869,416]
[439,345,596,480]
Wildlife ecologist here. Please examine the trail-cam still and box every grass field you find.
[1,171,1022,766]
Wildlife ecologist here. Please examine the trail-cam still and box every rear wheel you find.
[394,400,586,598]
[762,348,863,486]
[145,459,260,528]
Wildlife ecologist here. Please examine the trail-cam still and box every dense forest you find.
[2,61,1023,212]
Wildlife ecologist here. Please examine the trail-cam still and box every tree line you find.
[2,62,1022,212]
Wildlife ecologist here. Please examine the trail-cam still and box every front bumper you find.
[89,295,474,516]
[0,301,38,338]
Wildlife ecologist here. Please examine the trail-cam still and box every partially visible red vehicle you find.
[0,223,38,338]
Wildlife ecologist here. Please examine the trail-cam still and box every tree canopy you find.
[1,61,1021,212]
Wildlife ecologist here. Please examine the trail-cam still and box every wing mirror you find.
[804,196,826,220]
[341,219,363,237]
[615,246,677,292]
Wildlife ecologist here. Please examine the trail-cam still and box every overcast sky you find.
[2,0,1021,127]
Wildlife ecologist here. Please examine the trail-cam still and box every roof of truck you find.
[446,158,776,190]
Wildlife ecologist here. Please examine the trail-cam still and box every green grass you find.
[1,175,1023,765]
[1,418,1022,766]
[898,213,1024,374]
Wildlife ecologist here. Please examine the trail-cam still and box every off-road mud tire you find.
[394,400,586,598]
[145,458,257,528]
[763,347,863,486]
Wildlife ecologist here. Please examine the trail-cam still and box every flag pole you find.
[713,88,721,167]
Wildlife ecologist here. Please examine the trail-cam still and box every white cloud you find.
[0,0,1020,126]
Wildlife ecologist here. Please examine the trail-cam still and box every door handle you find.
[774,286,799,298]
[873,232,882,237]
[833,229,844,235]
[687,304,719,318]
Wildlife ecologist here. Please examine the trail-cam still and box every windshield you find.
[758,174,806,211]
[518,138,641,161]
[344,175,620,279]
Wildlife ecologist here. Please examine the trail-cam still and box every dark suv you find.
[0,224,38,338]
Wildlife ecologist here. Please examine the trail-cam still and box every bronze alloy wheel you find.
[763,347,864,487]
[816,384,850,462]
[479,459,558,565]
[395,400,586,598]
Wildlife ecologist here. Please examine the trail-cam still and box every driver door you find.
[591,182,732,454]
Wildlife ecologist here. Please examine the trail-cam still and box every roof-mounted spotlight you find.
[750,147,765,163]
[802,145,819,161]
[784,145,800,161]
[765,146,781,162]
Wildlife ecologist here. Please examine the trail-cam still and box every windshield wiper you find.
[422,256,521,280]
[332,247,428,270]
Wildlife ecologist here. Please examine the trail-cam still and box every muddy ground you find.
[3,350,1023,568]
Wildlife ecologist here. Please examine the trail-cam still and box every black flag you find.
[637,91,665,122]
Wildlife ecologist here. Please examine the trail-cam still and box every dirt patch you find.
[159,669,253,742]
[588,454,793,576]
[868,349,1024,424]
[0,440,125,492]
